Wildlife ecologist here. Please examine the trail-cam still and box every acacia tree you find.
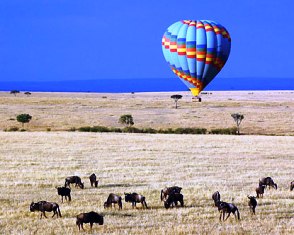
[231,113,244,135]
[16,114,32,128]
[24,92,31,97]
[119,114,134,126]
[10,90,20,96]
[171,94,182,109]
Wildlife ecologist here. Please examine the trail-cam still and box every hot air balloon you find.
[162,20,231,99]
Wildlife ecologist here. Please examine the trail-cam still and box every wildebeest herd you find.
[29,174,293,231]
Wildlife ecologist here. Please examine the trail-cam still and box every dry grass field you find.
[0,91,293,234]
[0,90,294,135]
[0,132,293,234]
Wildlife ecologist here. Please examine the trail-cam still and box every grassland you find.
[0,132,293,234]
[0,91,293,234]
[0,90,294,135]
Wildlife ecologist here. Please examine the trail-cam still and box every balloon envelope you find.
[162,20,231,96]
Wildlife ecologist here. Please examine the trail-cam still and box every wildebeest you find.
[164,193,184,209]
[247,195,257,214]
[104,193,122,210]
[217,201,240,221]
[30,201,61,219]
[124,192,148,209]
[160,186,182,201]
[76,211,104,231]
[56,186,71,203]
[290,181,294,191]
[65,176,84,189]
[256,185,266,198]
[89,173,98,188]
[212,191,221,206]
[259,177,277,190]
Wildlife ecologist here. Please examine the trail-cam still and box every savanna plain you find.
[0,91,293,234]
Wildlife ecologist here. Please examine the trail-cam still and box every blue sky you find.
[0,0,293,82]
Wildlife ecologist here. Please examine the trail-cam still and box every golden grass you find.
[0,91,294,135]
[0,132,293,234]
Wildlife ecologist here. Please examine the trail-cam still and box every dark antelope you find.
[164,193,184,209]
[256,185,265,198]
[247,195,257,215]
[104,193,122,210]
[65,176,84,189]
[125,193,148,209]
[290,181,294,191]
[76,211,103,231]
[30,201,61,219]
[161,186,182,201]
[217,201,240,221]
[89,173,98,188]
[56,186,71,203]
[212,191,221,206]
[259,177,277,190]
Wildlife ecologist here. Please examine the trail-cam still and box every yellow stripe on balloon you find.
[187,51,196,56]
[177,48,186,53]
[197,54,206,58]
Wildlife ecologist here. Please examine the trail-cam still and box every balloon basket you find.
[192,97,202,102]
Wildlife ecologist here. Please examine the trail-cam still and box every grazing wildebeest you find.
[30,201,61,219]
[76,211,104,231]
[164,193,184,209]
[65,176,84,189]
[89,173,98,188]
[247,195,257,215]
[212,191,221,206]
[256,185,266,198]
[56,186,71,203]
[160,186,182,201]
[259,177,277,190]
[104,193,122,210]
[124,193,148,209]
[217,201,240,221]
[290,181,294,191]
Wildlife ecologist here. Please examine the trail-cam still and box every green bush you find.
[210,127,237,135]
[8,127,19,132]
[78,126,91,132]
[174,127,207,134]
[157,128,174,134]
[90,126,110,132]
[20,129,26,132]
[142,128,157,134]
[68,127,76,132]
[109,127,122,133]
[122,126,142,133]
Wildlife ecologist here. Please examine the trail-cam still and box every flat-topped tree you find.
[24,92,31,96]
[10,90,20,96]
[231,113,244,135]
[171,94,182,109]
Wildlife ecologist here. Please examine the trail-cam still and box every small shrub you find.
[20,129,26,132]
[210,127,237,135]
[174,127,207,134]
[68,127,76,132]
[78,126,91,132]
[119,114,134,126]
[122,126,142,133]
[46,128,51,132]
[8,127,19,132]
[142,128,157,134]
[158,128,174,134]
[109,127,122,133]
[90,126,110,132]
